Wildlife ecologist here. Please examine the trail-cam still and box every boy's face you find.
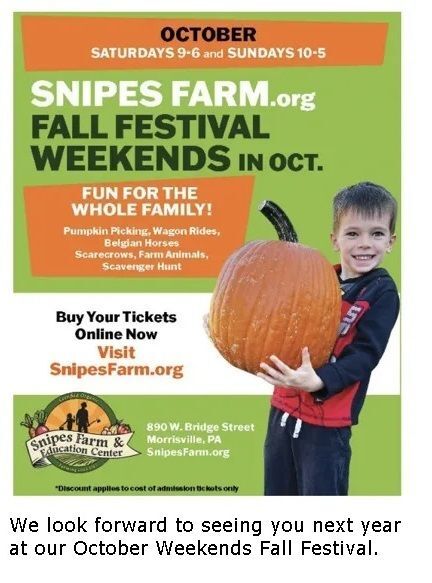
[331,210,395,279]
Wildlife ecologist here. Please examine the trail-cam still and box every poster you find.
[12,12,401,496]
[7,2,432,576]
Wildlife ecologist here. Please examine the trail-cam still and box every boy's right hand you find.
[203,313,211,338]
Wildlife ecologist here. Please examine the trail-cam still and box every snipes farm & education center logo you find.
[20,392,139,473]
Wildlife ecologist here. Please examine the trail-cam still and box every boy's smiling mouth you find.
[353,254,375,260]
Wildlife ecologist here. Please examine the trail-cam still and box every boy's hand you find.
[257,347,324,393]
[203,313,211,338]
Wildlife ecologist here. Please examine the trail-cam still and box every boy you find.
[258,182,399,496]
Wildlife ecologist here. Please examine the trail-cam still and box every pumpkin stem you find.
[259,200,298,243]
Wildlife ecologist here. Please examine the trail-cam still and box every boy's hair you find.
[333,182,398,234]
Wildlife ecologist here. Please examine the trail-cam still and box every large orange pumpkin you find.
[209,201,341,374]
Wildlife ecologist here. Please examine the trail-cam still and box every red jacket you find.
[271,267,399,427]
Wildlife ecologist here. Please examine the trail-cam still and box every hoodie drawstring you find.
[293,418,302,439]
[280,412,303,438]
[280,412,289,427]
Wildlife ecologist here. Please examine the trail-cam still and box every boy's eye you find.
[345,231,358,237]
[372,231,385,237]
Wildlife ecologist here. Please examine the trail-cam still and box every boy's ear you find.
[387,233,396,252]
[330,233,339,251]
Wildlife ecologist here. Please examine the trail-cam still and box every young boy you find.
[258,182,399,496]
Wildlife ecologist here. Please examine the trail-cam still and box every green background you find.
[14,13,400,292]
[14,394,401,496]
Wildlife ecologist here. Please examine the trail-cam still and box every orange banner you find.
[21,16,388,70]
[24,176,253,277]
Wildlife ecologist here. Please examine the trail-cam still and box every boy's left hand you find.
[258,347,324,393]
